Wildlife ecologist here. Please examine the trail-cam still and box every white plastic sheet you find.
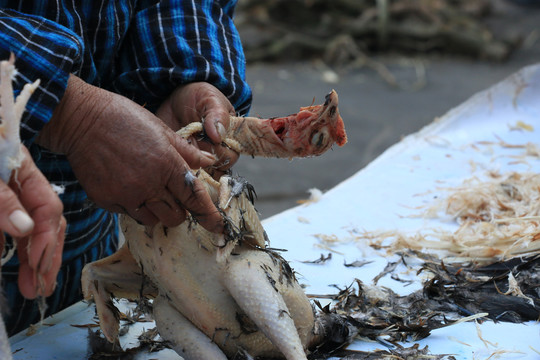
[264,63,540,359]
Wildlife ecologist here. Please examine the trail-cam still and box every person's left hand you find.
[0,145,66,299]
[156,82,239,178]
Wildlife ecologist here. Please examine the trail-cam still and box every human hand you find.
[156,82,239,177]
[36,75,224,232]
[0,145,65,299]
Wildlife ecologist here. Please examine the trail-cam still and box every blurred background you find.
[233,0,540,219]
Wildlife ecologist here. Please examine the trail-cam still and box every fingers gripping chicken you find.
[180,90,347,158]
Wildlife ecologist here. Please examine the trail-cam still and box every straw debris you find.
[367,172,540,264]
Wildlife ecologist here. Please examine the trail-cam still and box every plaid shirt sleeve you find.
[0,9,84,143]
[113,0,252,115]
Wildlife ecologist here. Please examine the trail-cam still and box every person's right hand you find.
[36,75,224,232]
[156,82,240,179]
[0,145,65,299]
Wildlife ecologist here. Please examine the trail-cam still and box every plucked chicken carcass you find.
[83,90,349,360]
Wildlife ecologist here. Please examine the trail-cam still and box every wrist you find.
[35,75,105,154]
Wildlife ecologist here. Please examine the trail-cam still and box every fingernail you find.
[39,240,57,274]
[201,150,217,162]
[41,250,54,273]
[216,122,227,139]
[9,210,34,234]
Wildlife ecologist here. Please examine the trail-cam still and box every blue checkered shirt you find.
[0,0,251,334]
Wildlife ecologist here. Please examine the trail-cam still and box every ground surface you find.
[234,0,540,219]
